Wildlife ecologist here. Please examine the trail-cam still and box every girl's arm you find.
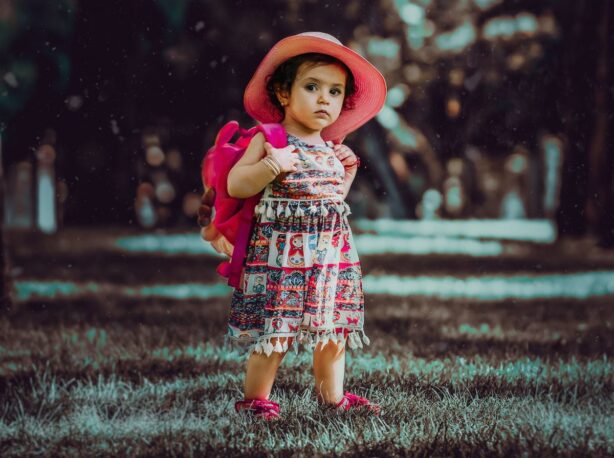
[333,144,360,200]
[227,133,278,199]
[341,167,358,200]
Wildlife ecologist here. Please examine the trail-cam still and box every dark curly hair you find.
[265,53,357,118]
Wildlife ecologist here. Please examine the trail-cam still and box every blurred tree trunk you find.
[0,134,12,312]
[554,0,613,247]
[359,122,409,219]
[593,0,614,247]
[554,0,596,236]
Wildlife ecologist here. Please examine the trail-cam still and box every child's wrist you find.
[261,157,281,176]
[344,157,361,170]
[346,156,360,169]
[268,156,283,173]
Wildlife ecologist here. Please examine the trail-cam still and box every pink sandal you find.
[234,398,280,420]
[333,391,382,415]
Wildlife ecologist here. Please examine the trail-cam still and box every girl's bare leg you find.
[243,337,293,399]
[313,337,346,405]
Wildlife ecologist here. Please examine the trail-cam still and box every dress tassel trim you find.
[235,328,371,357]
[254,198,351,218]
[266,202,275,219]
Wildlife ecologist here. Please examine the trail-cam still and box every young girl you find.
[220,32,386,420]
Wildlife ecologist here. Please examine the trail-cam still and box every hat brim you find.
[244,34,387,143]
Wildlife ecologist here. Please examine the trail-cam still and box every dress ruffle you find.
[224,328,371,357]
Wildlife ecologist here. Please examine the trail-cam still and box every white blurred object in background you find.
[35,144,57,234]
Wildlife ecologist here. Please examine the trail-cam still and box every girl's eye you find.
[330,88,343,96]
[305,84,317,91]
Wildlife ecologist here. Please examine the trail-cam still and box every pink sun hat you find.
[244,32,387,143]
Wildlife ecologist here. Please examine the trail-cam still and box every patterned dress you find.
[225,133,370,356]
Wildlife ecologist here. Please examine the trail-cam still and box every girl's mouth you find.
[315,110,329,117]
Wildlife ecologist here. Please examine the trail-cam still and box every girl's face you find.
[277,62,347,137]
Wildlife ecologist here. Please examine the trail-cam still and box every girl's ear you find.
[274,86,290,107]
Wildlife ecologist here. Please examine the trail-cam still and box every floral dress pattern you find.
[225,133,370,356]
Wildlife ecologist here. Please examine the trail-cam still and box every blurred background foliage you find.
[1,0,612,246]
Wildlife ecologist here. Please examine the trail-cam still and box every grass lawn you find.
[1,227,613,456]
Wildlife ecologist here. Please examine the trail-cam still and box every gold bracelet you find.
[263,157,280,175]
[260,157,273,175]
[261,157,280,176]
[264,156,281,175]
[269,157,282,175]
[268,156,283,174]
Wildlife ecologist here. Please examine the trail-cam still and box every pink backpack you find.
[201,121,287,288]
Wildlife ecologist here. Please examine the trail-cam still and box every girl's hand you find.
[333,144,360,171]
[263,142,299,173]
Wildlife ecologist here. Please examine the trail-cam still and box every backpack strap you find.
[257,123,288,149]
[226,123,287,288]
